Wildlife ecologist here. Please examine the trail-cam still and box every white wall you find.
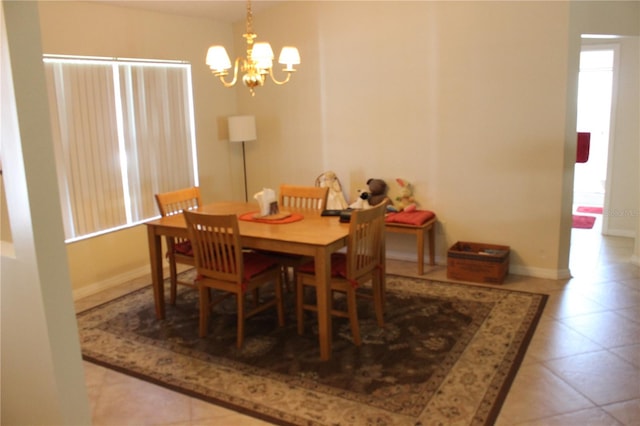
[235,1,639,278]
[238,1,576,278]
[10,0,638,293]
[1,2,90,423]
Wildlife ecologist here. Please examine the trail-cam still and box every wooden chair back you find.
[184,211,244,285]
[184,210,286,346]
[154,186,202,304]
[155,186,202,217]
[279,185,329,211]
[346,203,386,280]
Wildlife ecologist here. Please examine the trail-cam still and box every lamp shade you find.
[206,46,232,72]
[228,115,257,143]
[278,47,301,67]
[251,42,274,70]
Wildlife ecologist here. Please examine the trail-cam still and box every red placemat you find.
[239,211,304,224]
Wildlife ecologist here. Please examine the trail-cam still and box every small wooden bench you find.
[385,215,437,275]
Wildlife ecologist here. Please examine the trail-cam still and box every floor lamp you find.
[228,115,257,202]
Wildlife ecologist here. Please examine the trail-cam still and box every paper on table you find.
[253,188,279,217]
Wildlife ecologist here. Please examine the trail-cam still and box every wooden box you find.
[447,241,510,284]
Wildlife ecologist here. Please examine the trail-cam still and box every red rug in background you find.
[577,206,603,214]
[573,214,596,229]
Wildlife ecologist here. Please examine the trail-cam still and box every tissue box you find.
[447,241,510,284]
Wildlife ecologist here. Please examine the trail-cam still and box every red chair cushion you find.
[242,252,280,281]
[174,241,193,257]
[298,253,347,279]
[385,210,435,226]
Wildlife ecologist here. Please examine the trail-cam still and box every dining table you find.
[145,201,369,361]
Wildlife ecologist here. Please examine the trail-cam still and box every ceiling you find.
[95,0,281,22]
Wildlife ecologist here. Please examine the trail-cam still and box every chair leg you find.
[275,274,285,327]
[236,292,245,349]
[373,275,385,328]
[346,287,361,346]
[168,255,178,305]
[199,285,210,338]
[296,276,305,335]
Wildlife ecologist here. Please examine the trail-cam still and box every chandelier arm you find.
[267,68,294,85]
[215,58,242,88]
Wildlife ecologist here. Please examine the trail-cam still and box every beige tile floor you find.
[79,217,639,425]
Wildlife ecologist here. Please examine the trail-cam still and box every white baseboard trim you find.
[603,229,637,239]
[385,250,438,264]
[385,251,572,280]
[72,265,151,301]
[508,264,572,280]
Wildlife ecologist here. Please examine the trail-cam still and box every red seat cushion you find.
[298,253,347,279]
[173,240,193,257]
[242,252,280,281]
[385,210,435,226]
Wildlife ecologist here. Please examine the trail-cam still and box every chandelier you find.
[205,0,300,96]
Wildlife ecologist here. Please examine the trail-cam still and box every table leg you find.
[147,226,165,320]
[380,227,387,310]
[417,229,425,275]
[314,247,332,361]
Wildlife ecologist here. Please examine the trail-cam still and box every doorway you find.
[570,42,618,275]
[573,45,617,211]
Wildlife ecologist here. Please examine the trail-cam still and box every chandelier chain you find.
[245,0,253,35]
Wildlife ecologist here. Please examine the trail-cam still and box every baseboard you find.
[602,229,637,239]
[385,250,448,267]
[385,251,572,280]
[72,265,152,301]
[508,264,572,280]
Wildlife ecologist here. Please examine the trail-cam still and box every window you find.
[44,56,198,242]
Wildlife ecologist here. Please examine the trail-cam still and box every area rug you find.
[573,214,597,229]
[77,270,547,426]
[576,206,603,214]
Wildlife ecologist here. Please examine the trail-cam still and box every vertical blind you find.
[44,56,198,241]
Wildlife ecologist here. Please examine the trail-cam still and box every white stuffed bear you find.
[349,188,372,210]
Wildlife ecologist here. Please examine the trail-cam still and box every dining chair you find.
[184,210,285,348]
[155,186,202,305]
[296,203,386,346]
[275,185,330,291]
[279,184,329,211]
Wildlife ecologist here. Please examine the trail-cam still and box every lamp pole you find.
[241,141,248,202]
[228,115,257,203]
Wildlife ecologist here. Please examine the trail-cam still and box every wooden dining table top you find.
[146,201,350,254]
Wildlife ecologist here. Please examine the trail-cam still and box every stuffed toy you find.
[349,178,391,209]
[366,178,390,207]
[349,188,372,209]
[393,178,417,212]
[315,170,349,210]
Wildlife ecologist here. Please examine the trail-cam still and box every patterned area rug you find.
[77,271,547,425]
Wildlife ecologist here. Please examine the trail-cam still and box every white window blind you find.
[44,56,198,242]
